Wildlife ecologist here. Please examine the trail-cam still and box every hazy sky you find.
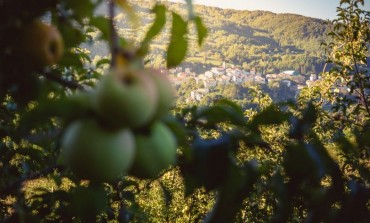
[168,0,370,20]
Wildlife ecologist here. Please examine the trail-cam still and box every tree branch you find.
[108,0,119,67]
[41,70,85,91]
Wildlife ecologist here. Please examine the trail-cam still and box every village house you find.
[168,76,182,86]
[190,88,210,101]
[231,75,245,84]
[169,67,183,74]
[226,67,242,76]
[309,73,317,81]
[254,75,266,84]
[211,67,226,75]
[203,79,217,88]
[281,70,300,76]
[177,72,188,78]
[205,71,214,78]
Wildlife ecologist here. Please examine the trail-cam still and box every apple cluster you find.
[60,67,178,182]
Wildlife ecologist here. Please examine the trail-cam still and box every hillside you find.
[91,0,330,74]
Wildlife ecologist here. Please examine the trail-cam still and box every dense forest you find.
[0,0,370,223]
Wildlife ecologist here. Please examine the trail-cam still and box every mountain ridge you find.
[91,0,330,74]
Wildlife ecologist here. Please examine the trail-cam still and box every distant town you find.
[160,62,322,102]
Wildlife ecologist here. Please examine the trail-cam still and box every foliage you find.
[0,0,369,223]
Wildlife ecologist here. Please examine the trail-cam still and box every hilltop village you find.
[161,63,321,103]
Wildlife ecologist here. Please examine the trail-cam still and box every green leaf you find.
[65,0,94,20]
[58,24,85,48]
[18,94,93,135]
[166,13,188,68]
[59,51,83,69]
[163,116,187,147]
[70,184,108,219]
[204,163,258,223]
[194,16,207,46]
[248,105,288,130]
[197,103,247,127]
[180,135,234,196]
[96,58,111,68]
[90,16,109,41]
[139,4,166,55]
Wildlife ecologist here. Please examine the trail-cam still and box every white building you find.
[190,88,210,101]
[205,71,214,78]
[309,74,317,81]
[281,70,299,76]
[204,79,217,88]
[232,75,245,84]
[211,67,226,75]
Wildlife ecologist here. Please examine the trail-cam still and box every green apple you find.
[129,122,177,179]
[20,20,64,67]
[146,68,175,119]
[93,68,158,129]
[61,118,135,182]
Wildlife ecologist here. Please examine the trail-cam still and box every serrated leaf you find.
[194,16,207,46]
[167,13,188,68]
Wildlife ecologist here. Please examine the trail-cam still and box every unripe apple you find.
[20,20,64,67]
[145,68,175,119]
[61,119,135,182]
[93,68,158,129]
[129,122,177,179]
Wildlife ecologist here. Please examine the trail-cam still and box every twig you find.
[41,70,85,91]
[350,45,370,116]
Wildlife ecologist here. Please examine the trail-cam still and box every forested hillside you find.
[95,0,329,74]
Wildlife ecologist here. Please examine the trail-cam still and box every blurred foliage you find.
[0,0,370,223]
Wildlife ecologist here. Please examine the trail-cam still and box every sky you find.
[168,0,370,20]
